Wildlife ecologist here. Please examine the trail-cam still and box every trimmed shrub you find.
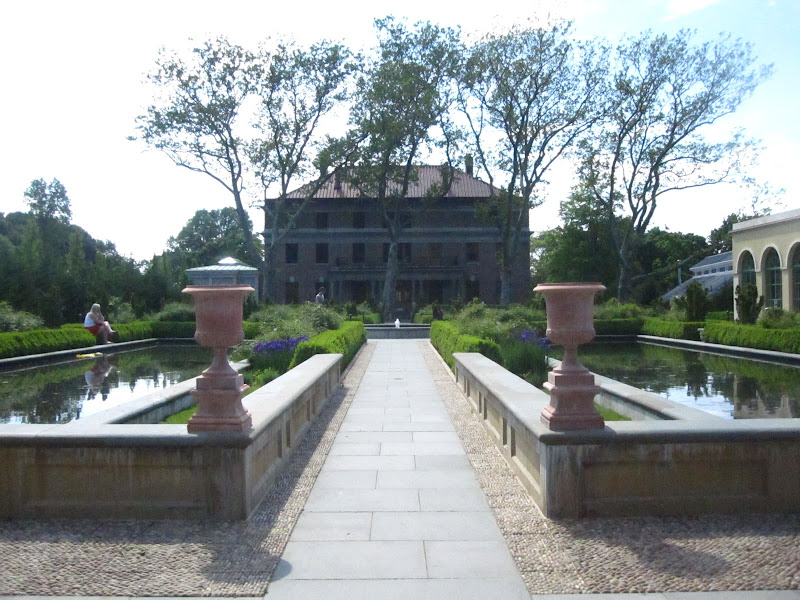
[706,311,733,322]
[642,317,704,341]
[430,321,502,369]
[152,302,196,322]
[289,321,366,369]
[151,321,195,338]
[113,321,153,342]
[0,327,95,359]
[703,321,800,354]
[594,318,644,336]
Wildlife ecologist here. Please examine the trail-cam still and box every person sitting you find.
[84,303,116,344]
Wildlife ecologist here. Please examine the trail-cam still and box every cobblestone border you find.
[419,340,800,595]
[0,343,375,597]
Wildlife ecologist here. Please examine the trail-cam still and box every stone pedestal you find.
[534,282,606,431]
[183,285,254,433]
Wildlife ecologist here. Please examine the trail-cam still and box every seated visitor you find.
[84,303,116,344]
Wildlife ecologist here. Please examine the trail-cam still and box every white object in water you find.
[394,318,400,328]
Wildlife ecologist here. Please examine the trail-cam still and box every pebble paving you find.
[1,339,799,596]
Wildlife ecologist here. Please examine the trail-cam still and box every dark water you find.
[0,345,213,424]
[578,342,800,419]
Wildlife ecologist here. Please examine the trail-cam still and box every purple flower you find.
[252,336,308,354]
[515,329,551,349]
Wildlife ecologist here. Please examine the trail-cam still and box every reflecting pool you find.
[579,342,800,419]
[0,345,213,424]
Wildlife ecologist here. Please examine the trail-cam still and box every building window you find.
[428,242,442,260]
[353,212,365,228]
[399,243,412,262]
[793,249,800,312]
[285,243,298,264]
[353,243,365,263]
[765,248,782,308]
[316,243,328,264]
[316,212,328,229]
[466,278,480,301]
[285,281,299,304]
[466,242,479,263]
[740,252,756,289]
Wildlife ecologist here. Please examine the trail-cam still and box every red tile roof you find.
[286,165,495,200]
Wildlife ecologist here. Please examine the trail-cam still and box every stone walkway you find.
[1,339,799,598]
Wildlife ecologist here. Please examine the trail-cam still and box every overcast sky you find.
[1,0,796,260]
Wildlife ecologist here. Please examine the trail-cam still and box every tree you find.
[579,29,772,300]
[132,37,263,283]
[249,40,358,301]
[168,207,259,268]
[24,178,72,224]
[345,18,461,320]
[460,21,607,304]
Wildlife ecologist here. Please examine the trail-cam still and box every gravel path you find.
[418,340,800,595]
[2,339,799,596]
[0,343,374,597]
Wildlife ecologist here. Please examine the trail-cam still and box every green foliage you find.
[244,367,281,389]
[289,321,366,369]
[757,308,800,330]
[706,311,733,322]
[113,322,154,342]
[0,327,95,359]
[642,317,703,341]
[675,281,709,322]
[499,338,549,387]
[151,321,196,338]
[593,299,649,320]
[152,302,195,322]
[429,321,502,369]
[594,319,644,336]
[703,321,800,354]
[0,301,44,332]
[249,303,343,340]
[735,284,764,325]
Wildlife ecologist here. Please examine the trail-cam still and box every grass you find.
[594,403,631,421]
[162,405,197,424]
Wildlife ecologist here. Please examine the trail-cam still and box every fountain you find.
[534,282,605,430]
[183,284,254,433]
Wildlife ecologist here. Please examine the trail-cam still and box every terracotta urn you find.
[183,285,254,433]
[533,282,606,431]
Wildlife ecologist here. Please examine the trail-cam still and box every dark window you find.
[399,243,412,262]
[285,243,298,264]
[466,278,480,301]
[285,281,299,304]
[466,242,479,262]
[428,242,442,260]
[316,243,328,264]
[383,243,389,263]
[316,212,328,229]
[353,243,365,263]
[740,252,756,289]
[793,250,800,312]
[353,212,365,228]
[766,249,782,308]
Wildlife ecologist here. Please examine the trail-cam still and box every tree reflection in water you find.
[0,345,212,424]
[577,342,800,419]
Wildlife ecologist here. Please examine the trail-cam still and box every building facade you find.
[732,208,800,315]
[272,166,531,316]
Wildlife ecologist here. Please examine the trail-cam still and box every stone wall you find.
[0,353,342,520]
[453,352,800,518]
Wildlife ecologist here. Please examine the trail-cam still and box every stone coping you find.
[0,355,341,450]
[638,334,800,365]
[0,338,163,371]
[454,352,800,447]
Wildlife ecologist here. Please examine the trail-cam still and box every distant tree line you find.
[130,17,771,314]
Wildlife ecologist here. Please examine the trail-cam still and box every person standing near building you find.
[315,287,326,304]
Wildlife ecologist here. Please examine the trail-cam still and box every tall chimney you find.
[465,154,474,177]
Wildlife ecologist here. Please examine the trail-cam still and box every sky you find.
[0,0,797,261]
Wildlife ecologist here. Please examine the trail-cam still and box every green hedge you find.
[289,321,366,369]
[702,321,800,354]
[430,321,502,369]
[595,318,644,336]
[642,317,704,341]
[0,328,95,359]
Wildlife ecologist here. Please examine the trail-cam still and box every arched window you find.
[740,252,756,290]
[792,248,800,311]
[765,249,782,308]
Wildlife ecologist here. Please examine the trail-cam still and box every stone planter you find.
[534,282,606,430]
[183,285,254,433]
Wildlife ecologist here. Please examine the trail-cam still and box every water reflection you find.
[0,345,213,424]
[578,342,800,419]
